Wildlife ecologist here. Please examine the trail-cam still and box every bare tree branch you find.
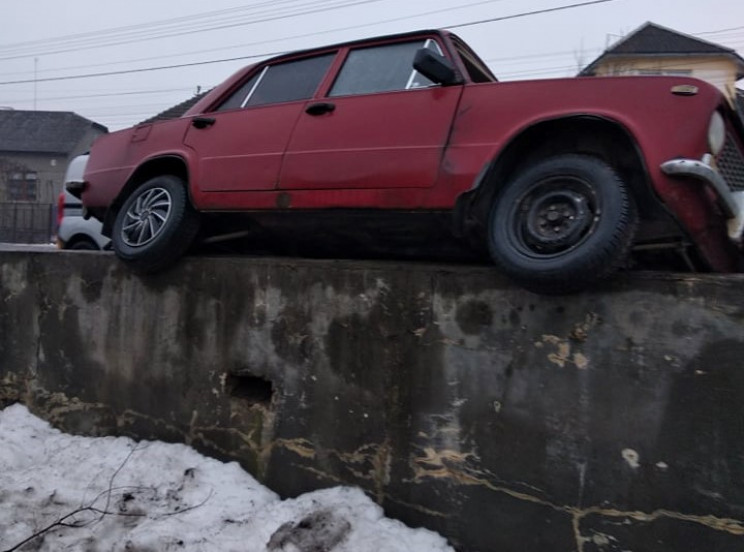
[2,443,211,552]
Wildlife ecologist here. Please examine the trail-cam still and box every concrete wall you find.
[1,250,743,551]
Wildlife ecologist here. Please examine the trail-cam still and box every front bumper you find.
[661,154,744,242]
[64,153,89,200]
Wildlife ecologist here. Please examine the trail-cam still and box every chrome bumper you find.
[661,154,744,242]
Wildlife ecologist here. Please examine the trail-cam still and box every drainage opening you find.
[226,374,274,405]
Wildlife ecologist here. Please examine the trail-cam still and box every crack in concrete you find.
[294,464,346,486]
[16,391,744,549]
[382,495,450,519]
[410,458,744,549]
[272,440,392,503]
[372,439,391,504]
[573,506,744,551]
[117,408,185,437]
[271,438,317,459]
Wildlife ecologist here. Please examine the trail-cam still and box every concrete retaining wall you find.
[1,250,743,551]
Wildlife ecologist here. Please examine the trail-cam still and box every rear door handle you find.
[192,117,216,129]
[305,102,335,116]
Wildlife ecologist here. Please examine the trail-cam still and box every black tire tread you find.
[488,154,638,294]
[112,175,200,274]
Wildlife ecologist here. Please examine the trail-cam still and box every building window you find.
[637,69,692,76]
[7,171,38,201]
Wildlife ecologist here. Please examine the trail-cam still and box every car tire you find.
[488,154,637,294]
[68,239,99,251]
[112,175,200,273]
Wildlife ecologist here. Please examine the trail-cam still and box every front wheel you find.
[112,175,200,273]
[488,154,637,294]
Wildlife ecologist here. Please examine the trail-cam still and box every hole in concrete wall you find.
[226,374,274,405]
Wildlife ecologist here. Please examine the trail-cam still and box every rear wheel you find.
[488,154,637,293]
[68,238,99,251]
[112,175,200,273]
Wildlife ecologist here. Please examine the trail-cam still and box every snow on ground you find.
[0,404,454,552]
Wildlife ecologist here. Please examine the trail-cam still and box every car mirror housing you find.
[413,48,461,86]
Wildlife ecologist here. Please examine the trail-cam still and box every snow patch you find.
[0,404,453,552]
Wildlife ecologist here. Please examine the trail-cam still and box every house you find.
[0,110,107,205]
[139,91,208,125]
[579,22,744,102]
[0,110,107,242]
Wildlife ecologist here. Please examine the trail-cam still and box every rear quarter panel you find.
[430,75,738,270]
[429,75,720,207]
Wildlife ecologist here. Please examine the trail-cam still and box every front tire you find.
[112,175,200,273]
[488,154,637,294]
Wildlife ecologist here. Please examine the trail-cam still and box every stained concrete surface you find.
[1,249,743,551]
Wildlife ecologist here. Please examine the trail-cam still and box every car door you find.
[279,38,462,197]
[183,53,335,192]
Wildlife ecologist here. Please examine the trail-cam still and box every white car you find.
[56,154,110,251]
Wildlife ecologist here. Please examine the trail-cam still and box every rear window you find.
[217,53,335,111]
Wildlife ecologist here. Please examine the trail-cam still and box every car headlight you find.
[708,111,726,155]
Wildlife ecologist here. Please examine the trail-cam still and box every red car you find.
[71,29,744,293]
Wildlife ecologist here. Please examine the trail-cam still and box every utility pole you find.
[33,58,38,110]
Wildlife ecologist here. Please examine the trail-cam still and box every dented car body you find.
[72,29,744,292]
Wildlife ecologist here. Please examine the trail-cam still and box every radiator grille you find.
[717,133,744,191]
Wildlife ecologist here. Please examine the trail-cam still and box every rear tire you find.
[68,239,99,251]
[488,154,637,294]
[112,175,200,273]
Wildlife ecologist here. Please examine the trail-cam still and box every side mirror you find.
[413,48,460,86]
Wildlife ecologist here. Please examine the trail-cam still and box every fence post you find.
[11,203,17,243]
[0,202,55,244]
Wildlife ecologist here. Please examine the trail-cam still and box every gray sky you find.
[1,0,743,131]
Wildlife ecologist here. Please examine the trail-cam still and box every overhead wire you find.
[0,1,282,51]
[2,0,513,77]
[10,0,741,127]
[0,0,376,51]
[695,25,744,36]
[0,0,388,61]
[0,0,621,86]
[3,87,196,104]
[448,0,616,29]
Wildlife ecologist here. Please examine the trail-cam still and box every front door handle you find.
[305,102,336,116]
[192,117,216,129]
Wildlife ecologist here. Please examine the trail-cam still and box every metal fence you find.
[0,202,55,244]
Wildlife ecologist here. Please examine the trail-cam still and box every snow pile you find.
[0,404,453,552]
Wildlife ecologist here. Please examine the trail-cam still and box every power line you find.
[499,53,744,80]
[448,0,617,30]
[2,0,513,77]
[696,25,744,36]
[2,87,196,104]
[0,0,290,51]
[0,0,621,86]
[0,0,387,61]
[0,53,281,86]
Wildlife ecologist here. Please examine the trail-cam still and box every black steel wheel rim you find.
[508,176,600,257]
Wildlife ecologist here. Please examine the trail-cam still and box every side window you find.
[329,39,443,97]
[217,72,261,111]
[217,53,335,111]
